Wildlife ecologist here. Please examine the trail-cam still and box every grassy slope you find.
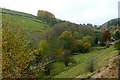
[1,8,50,32]
[53,46,118,78]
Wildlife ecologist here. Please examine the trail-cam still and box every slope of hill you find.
[1,8,49,32]
[54,46,118,78]
[100,18,120,29]
[1,8,51,48]
[1,8,37,20]
[91,55,119,78]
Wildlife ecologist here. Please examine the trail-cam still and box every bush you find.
[114,39,120,55]
[76,40,84,53]
[83,42,92,52]
[114,39,120,50]
[114,30,120,40]
[63,53,73,67]
[86,58,94,73]
[72,40,92,53]
[82,35,93,46]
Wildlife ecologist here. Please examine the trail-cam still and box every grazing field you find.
[1,8,50,32]
[3,14,49,32]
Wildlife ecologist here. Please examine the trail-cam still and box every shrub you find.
[114,30,120,40]
[86,58,94,73]
[38,40,50,56]
[76,40,84,53]
[83,42,92,52]
[82,35,93,45]
[114,39,120,54]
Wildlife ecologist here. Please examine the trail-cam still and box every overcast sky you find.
[0,0,119,25]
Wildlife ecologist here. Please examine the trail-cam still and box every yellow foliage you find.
[54,49,64,57]
[83,42,91,49]
[2,15,34,78]
[37,10,55,18]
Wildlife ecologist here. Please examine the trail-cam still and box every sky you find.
[0,0,120,25]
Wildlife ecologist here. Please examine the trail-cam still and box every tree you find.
[83,42,92,52]
[75,40,84,53]
[86,58,94,73]
[82,35,93,46]
[37,10,55,19]
[58,31,75,51]
[34,40,50,66]
[38,40,50,56]
[114,39,120,55]
[114,30,120,40]
[73,31,81,39]
[2,15,34,78]
[101,29,110,46]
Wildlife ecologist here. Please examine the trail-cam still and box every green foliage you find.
[73,31,81,39]
[82,35,93,45]
[58,31,75,50]
[83,42,92,52]
[72,39,92,53]
[86,58,94,72]
[114,39,120,50]
[94,31,102,41]
[75,40,84,53]
[34,40,50,65]
[38,40,49,56]
[44,62,53,76]
[114,30,120,40]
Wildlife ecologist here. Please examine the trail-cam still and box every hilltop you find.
[100,18,120,29]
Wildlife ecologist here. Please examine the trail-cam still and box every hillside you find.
[1,8,49,32]
[100,18,120,29]
[1,8,119,79]
[91,55,119,78]
[1,8,51,48]
[54,46,118,78]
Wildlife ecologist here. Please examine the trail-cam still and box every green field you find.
[1,8,50,32]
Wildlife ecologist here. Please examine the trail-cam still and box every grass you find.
[1,8,36,19]
[52,46,117,78]
[3,14,49,32]
[1,8,50,33]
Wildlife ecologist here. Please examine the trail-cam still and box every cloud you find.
[0,0,119,25]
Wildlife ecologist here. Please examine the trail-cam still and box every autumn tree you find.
[2,15,34,78]
[37,10,57,26]
[101,29,110,45]
[37,10,55,19]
